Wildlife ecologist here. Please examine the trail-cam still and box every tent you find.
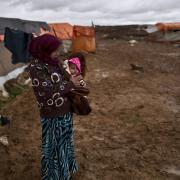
[0,17,49,76]
[0,17,49,39]
[49,23,73,40]
[72,25,96,53]
[147,22,180,43]
[49,23,73,53]
[155,22,180,32]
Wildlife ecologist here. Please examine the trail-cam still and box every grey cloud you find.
[1,0,180,25]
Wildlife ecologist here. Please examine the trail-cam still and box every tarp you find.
[0,17,49,41]
[0,17,49,75]
[72,25,96,53]
[147,22,180,43]
[73,25,95,37]
[49,23,73,40]
[156,22,180,32]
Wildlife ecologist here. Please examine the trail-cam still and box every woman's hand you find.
[70,75,83,86]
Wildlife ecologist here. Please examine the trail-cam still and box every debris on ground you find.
[0,115,10,126]
[0,136,8,146]
[130,63,144,72]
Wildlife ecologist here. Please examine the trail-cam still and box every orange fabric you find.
[49,23,73,40]
[73,25,95,37]
[0,35,4,41]
[72,26,96,53]
[156,22,180,32]
[72,36,96,53]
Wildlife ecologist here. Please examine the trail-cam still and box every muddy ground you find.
[0,29,180,180]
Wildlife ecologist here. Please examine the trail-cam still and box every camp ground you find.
[0,17,180,180]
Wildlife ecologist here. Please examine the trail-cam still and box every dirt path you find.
[0,38,180,180]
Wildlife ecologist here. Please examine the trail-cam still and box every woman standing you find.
[28,34,82,180]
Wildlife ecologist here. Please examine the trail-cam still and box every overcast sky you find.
[0,0,180,25]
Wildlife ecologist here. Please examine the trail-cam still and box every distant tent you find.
[0,17,49,76]
[49,23,73,40]
[155,22,180,32]
[147,22,180,43]
[49,23,73,53]
[72,25,96,53]
[0,17,49,42]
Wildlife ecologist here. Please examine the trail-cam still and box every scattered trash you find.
[24,78,31,85]
[144,25,158,33]
[129,40,138,47]
[0,115,10,126]
[0,136,8,146]
[173,44,180,48]
[16,71,30,86]
[129,40,137,44]
[0,65,27,96]
[102,34,109,38]
[162,166,180,176]
[101,72,109,78]
[92,136,104,141]
[130,64,144,72]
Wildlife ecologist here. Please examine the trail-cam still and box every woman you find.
[28,34,82,180]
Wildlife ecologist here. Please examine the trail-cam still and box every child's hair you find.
[68,52,87,78]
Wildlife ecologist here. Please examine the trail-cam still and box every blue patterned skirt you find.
[40,112,78,180]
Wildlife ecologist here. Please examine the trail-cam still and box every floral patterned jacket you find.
[28,59,74,118]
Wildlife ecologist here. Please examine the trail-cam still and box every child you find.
[64,52,87,87]
[63,52,91,115]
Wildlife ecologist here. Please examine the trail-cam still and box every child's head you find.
[68,52,87,77]
[68,58,81,76]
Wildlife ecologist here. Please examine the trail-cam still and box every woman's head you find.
[68,52,87,77]
[29,34,62,65]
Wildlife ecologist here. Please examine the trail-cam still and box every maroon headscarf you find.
[29,34,62,66]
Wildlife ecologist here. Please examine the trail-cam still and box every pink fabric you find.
[68,57,81,73]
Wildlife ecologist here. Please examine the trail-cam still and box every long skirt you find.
[40,112,78,180]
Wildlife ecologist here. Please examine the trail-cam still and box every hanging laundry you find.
[4,27,33,64]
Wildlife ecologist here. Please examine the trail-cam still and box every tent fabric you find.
[72,26,96,53]
[49,23,73,40]
[0,17,49,35]
[73,26,95,37]
[72,37,96,53]
[156,23,180,32]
